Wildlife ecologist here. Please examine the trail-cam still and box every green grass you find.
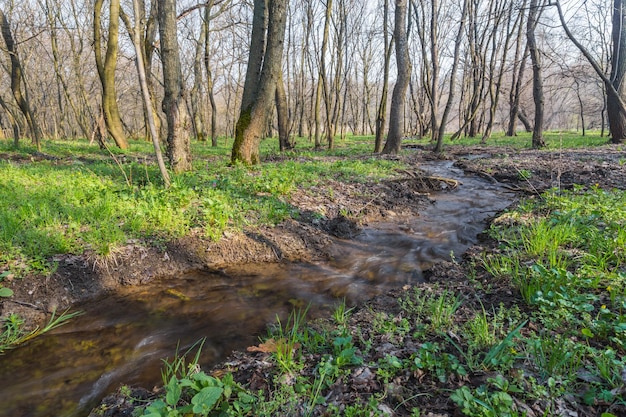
[0,137,403,276]
[4,133,626,415]
[439,130,612,149]
[0,309,83,355]
[125,184,626,416]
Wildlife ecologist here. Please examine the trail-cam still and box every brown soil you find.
[2,144,625,416]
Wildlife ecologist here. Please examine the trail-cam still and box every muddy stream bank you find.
[0,161,515,417]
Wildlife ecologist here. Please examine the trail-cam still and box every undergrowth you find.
[110,185,626,417]
[0,138,402,276]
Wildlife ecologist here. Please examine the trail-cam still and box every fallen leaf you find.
[247,338,279,353]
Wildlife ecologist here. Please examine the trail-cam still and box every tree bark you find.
[434,0,468,153]
[382,0,411,154]
[553,0,626,143]
[608,0,626,143]
[527,0,545,149]
[129,0,170,187]
[0,8,43,150]
[158,0,192,172]
[203,4,218,147]
[94,0,129,149]
[191,6,208,142]
[276,72,293,151]
[320,0,333,149]
[375,0,392,153]
[231,0,288,165]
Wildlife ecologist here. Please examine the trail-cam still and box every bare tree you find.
[382,0,411,154]
[527,0,545,148]
[158,0,192,172]
[231,0,288,165]
[128,0,170,187]
[506,3,529,137]
[0,7,43,149]
[94,0,129,149]
[374,0,393,153]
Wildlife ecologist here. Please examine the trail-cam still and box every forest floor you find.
[3,142,626,416]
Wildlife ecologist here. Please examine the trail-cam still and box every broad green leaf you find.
[165,377,182,406]
[0,287,13,297]
[581,328,594,338]
[143,400,167,417]
[191,386,223,414]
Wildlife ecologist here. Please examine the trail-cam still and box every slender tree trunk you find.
[203,5,218,147]
[527,0,545,148]
[43,0,91,140]
[382,0,410,154]
[130,0,170,187]
[507,46,529,136]
[375,0,392,153]
[0,8,43,150]
[231,0,288,165]
[320,0,333,149]
[608,0,626,143]
[191,8,207,142]
[434,0,468,153]
[276,71,293,151]
[553,0,626,143]
[158,0,192,172]
[94,0,129,149]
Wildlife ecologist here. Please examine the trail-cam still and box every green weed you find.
[0,309,82,354]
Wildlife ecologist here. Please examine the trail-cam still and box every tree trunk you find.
[527,0,545,149]
[434,0,468,153]
[276,72,293,151]
[231,0,288,165]
[375,0,392,153]
[158,0,192,172]
[93,0,129,149]
[382,0,410,154]
[608,0,626,143]
[191,7,207,142]
[203,4,218,147]
[507,46,529,136]
[320,0,333,149]
[0,8,43,150]
[130,0,170,187]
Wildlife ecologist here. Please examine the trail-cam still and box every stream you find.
[0,160,515,417]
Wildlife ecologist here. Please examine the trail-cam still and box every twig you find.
[5,299,48,312]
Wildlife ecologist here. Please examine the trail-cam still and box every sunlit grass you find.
[0,137,404,275]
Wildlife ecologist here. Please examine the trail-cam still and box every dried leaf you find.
[247,338,279,353]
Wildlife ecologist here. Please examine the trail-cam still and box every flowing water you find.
[0,161,514,417]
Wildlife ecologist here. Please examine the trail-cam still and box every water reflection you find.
[0,161,514,417]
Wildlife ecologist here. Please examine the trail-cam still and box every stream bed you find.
[0,161,515,417]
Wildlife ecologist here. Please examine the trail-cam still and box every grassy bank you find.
[95,185,626,416]
[0,138,402,278]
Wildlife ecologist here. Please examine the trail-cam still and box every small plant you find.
[372,311,411,342]
[428,290,462,332]
[0,271,12,298]
[332,298,354,327]
[411,342,467,383]
[517,168,532,181]
[466,304,495,350]
[143,340,257,417]
[451,375,523,417]
[528,334,582,381]
[267,307,309,373]
[0,309,82,354]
